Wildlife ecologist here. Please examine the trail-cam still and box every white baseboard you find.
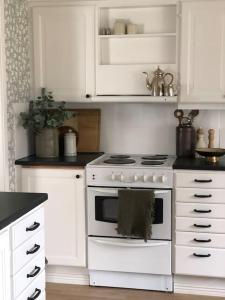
[46,267,225,297]
[46,265,89,285]
[174,275,225,297]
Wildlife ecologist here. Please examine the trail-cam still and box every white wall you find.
[69,103,225,155]
[14,103,33,159]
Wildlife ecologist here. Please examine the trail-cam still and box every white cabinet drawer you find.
[176,217,225,234]
[16,270,45,300]
[176,203,225,219]
[175,172,225,188]
[88,237,171,275]
[176,188,225,204]
[37,292,46,300]
[12,207,44,249]
[12,229,45,274]
[175,246,225,277]
[176,231,225,248]
[13,250,45,298]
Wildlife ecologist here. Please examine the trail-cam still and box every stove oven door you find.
[87,187,171,240]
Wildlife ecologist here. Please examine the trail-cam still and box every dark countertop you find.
[0,192,48,230]
[15,152,104,167]
[173,157,225,171]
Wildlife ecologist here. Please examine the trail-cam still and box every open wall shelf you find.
[96,4,178,97]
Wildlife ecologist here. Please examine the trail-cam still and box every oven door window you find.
[95,196,163,224]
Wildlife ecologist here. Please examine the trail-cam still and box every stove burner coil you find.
[104,158,136,165]
[110,155,130,159]
[142,155,168,160]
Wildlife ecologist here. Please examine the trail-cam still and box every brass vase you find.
[35,128,59,158]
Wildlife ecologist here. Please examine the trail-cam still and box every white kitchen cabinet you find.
[175,246,225,278]
[32,6,95,101]
[0,229,10,300]
[175,170,225,278]
[11,206,46,300]
[180,1,225,103]
[21,168,86,267]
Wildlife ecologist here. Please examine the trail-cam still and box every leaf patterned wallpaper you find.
[4,0,30,191]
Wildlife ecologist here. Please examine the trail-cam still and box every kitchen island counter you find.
[0,192,47,230]
[173,157,225,171]
[15,152,104,167]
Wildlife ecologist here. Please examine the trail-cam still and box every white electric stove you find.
[86,153,175,188]
[86,153,175,292]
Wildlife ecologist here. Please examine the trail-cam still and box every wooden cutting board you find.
[62,109,101,152]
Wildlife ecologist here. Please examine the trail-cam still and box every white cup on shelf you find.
[127,23,138,34]
[113,19,126,35]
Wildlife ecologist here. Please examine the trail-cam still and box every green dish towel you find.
[117,189,155,242]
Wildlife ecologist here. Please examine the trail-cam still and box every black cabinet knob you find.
[86,94,91,98]
[76,174,80,179]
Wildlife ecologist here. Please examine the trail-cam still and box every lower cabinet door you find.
[0,229,10,300]
[16,271,45,300]
[175,246,225,277]
[88,237,171,275]
[13,251,45,298]
[176,217,225,233]
[176,231,225,248]
[21,168,86,267]
[176,202,225,219]
[13,229,45,274]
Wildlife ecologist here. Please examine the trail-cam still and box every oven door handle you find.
[89,188,118,195]
[154,190,169,195]
[92,239,168,248]
[89,188,169,196]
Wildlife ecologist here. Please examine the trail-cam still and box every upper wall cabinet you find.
[32,6,95,101]
[96,4,178,97]
[180,1,225,103]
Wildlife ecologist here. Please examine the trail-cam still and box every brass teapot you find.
[143,66,174,96]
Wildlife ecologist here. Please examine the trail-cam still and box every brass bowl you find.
[196,148,225,163]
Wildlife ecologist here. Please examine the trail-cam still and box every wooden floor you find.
[46,283,223,300]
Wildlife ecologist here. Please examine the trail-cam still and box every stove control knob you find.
[134,174,139,182]
[111,173,116,181]
[160,175,167,183]
[152,174,157,183]
[143,174,148,182]
[120,173,125,182]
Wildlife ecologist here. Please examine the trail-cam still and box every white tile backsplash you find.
[70,103,225,154]
[195,110,221,147]
[16,102,225,157]
[70,103,176,154]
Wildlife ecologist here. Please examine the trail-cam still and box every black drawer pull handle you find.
[27,288,42,300]
[194,179,212,183]
[194,209,212,213]
[27,266,41,278]
[194,238,212,243]
[194,194,212,198]
[26,222,40,232]
[193,253,211,258]
[194,224,211,228]
[26,244,40,255]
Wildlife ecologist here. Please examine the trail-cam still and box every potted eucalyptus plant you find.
[20,88,73,158]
